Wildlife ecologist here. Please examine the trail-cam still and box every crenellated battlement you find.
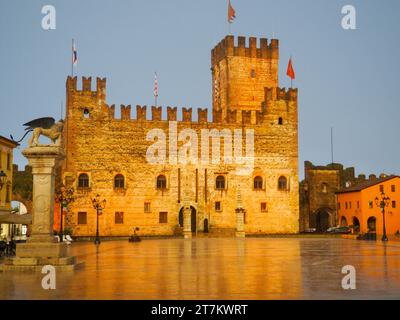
[67,76,106,96]
[67,76,296,126]
[264,87,298,102]
[94,104,278,125]
[211,35,279,65]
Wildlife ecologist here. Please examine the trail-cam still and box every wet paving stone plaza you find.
[1,237,400,300]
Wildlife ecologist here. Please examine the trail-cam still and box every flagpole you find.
[227,0,235,35]
[331,127,334,164]
[154,72,158,107]
[71,39,74,77]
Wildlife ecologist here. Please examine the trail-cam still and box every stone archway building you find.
[12,164,33,214]
[299,161,360,232]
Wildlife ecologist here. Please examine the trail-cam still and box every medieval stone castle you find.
[61,35,299,237]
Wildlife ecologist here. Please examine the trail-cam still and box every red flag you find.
[286,57,295,80]
[228,0,236,23]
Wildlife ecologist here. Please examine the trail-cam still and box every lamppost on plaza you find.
[0,170,7,190]
[55,184,74,242]
[92,194,106,245]
[375,192,390,242]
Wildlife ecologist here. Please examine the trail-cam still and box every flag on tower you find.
[286,57,295,80]
[228,0,236,23]
[154,72,158,97]
[72,40,78,66]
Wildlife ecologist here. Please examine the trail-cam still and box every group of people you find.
[0,238,16,257]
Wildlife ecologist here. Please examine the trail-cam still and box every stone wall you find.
[61,35,299,237]
[299,161,359,231]
[212,36,279,120]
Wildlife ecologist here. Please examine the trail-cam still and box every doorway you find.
[315,209,331,232]
[204,219,209,233]
[179,206,197,232]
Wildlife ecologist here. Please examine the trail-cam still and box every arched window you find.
[78,173,89,188]
[254,176,263,190]
[278,117,283,125]
[156,175,167,190]
[114,174,125,188]
[216,175,226,190]
[278,176,288,191]
[321,183,328,193]
[83,108,90,119]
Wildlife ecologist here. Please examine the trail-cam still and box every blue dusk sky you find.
[0,0,399,179]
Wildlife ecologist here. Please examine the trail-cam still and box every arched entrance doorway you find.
[340,216,348,227]
[367,216,376,232]
[0,201,30,242]
[179,206,197,232]
[312,208,333,232]
[353,217,360,233]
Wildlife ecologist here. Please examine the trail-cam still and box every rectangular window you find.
[78,212,87,225]
[349,202,352,209]
[392,201,396,208]
[115,212,124,224]
[345,202,348,209]
[337,202,341,210]
[261,202,267,212]
[369,201,373,209]
[7,153,11,170]
[215,201,222,212]
[144,202,151,213]
[159,212,168,224]
[380,185,384,193]
[391,185,396,192]
[357,201,360,209]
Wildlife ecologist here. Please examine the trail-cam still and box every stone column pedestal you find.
[3,146,78,271]
[183,205,192,239]
[235,208,245,238]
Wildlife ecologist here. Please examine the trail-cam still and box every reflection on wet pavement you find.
[1,238,400,300]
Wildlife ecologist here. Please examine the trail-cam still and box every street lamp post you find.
[375,192,390,242]
[91,194,106,245]
[55,184,74,242]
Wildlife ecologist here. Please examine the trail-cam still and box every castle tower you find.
[211,35,279,121]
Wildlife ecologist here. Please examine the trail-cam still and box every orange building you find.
[336,176,400,240]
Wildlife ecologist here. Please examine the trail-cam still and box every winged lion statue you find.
[10,117,64,147]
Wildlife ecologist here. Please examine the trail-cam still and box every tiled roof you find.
[0,135,19,147]
[336,175,399,194]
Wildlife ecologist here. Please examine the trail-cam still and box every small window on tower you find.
[250,69,256,78]
[278,117,283,125]
[261,202,267,212]
[83,108,90,118]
